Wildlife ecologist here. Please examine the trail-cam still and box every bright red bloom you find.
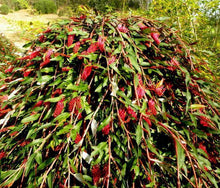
[20,140,30,147]
[119,108,126,121]
[74,133,82,144]
[87,43,98,53]
[67,35,75,47]
[0,151,6,160]
[118,23,129,33]
[33,100,44,108]
[62,67,71,72]
[91,165,102,184]
[79,14,86,19]
[68,97,81,112]
[155,86,166,97]
[81,66,93,80]
[73,42,81,53]
[24,70,32,77]
[143,116,152,127]
[39,35,45,42]
[127,106,137,120]
[138,22,149,30]
[52,88,62,97]
[53,98,64,117]
[98,36,105,52]
[5,67,13,73]
[199,143,208,155]
[148,99,157,115]
[137,86,145,99]
[40,49,53,67]
[43,28,51,33]
[108,56,116,65]
[102,124,110,135]
[199,116,211,127]
[151,33,160,45]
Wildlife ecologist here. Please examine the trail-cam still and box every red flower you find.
[24,70,32,77]
[39,35,45,42]
[53,98,64,117]
[73,42,80,53]
[155,86,166,97]
[199,116,211,127]
[52,89,62,97]
[199,143,208,155]
[87,43,98,53]
[118,23,129,33]
[20,140,30,147]
[108,56,116,65]
[43,28,51,33]
[127,106,137,120]
[148,99,157,115]
[102,124,110,135]
[68,97,81,112]
[119,108,126,121]
[67,34,75,47]
[33,100,44,108]
[62,67,71,72]
[74,133,82,144]
[0,151,6,160]
[91,165,102,184]
[143,116,152,127]
[138,22,149,30]
[98,36,105,52]
[81,66,93,80]
[79,14,86,19]
[40,49,53,67]
[5,67,14,73]
[151,33,160,45]
[137,86,145,99]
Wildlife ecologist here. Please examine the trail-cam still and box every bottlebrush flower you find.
[40,49,53,67]
[39,35,45,42]
[0,151,6,160]
[199,116,211,128]
[87,43,98,53]
[52,89,62,97]
[151,33,160,45]
[5,67,13,73]
[81,66,93,80]
[138,22,148,30]
[33,100,44,108]
[43,28,51,33]
[98,36,105,52]
[53,99,64,117]
[79,14,86,19]
[73,42,80,53]
[127,106,137,120]
[148,99,157,115]
[119,108,126,121]
[143,116,152,127]
[68,97,81,113]
[137,86,145,99]
[118,23,129,33]
[199,143,208,155]
[102,124,110,135]
[23,70,32,77]
[91,165,102,184]
[67,34,75,47]
[155,86,166,97]
[62,67,71,72]
[20,140,30,147]
[74,133,82,144]
[108,56,116,65]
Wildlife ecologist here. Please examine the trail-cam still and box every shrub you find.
[0,4,9,15]
[34,0,57,14]
[0,15,219,187]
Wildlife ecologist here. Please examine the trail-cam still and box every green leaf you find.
[44,95,65,103]
[21,114,40,123]
[128,54,141,73]
[176,140,185,169]
[136,125,142,146]
[97,115,111,132]
[25,153,37,176]
[47,172,53,188]
[53,112,70,122]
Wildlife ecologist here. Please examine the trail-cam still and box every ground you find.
[0,9,66,50]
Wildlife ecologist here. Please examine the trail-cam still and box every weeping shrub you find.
[0,15,219,187]
[34,0,57,14]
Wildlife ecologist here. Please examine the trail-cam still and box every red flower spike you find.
[0,151,6,160]
[62,67,71,72]
[40,49,53,68]
[20,141,30,147]
[87,43,98,53]
[68,97,81,112]
[43,28,51,33]
[74,133,82,144]
[148,99,157,115]
[24,70,32,77]
[199,143,208,155]
[138,22,149,30]
[81,66,93,80]
[53,99,64,117]
[5,67,14,73]
[199,116,212,128]
[91,165,102,185]
[73,42,80,53]
[79,15,86,20]
[151,33,160,45]
[39,35,45,42]
[155,86,166,97]
[33,100,44,108]
[127,106,137,120]
[102,124,111,135]
[143,116,152,127]
[108,56,116,65]
[137,86,145,99]
[52,89,62,97]
[119,108,126,121]
[67,34,75,47]
[118,23,129,33]
[98,36,105,52]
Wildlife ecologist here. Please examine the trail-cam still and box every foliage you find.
[0,15,220,187]
[0,4,9,15]
[33,0,57,14]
